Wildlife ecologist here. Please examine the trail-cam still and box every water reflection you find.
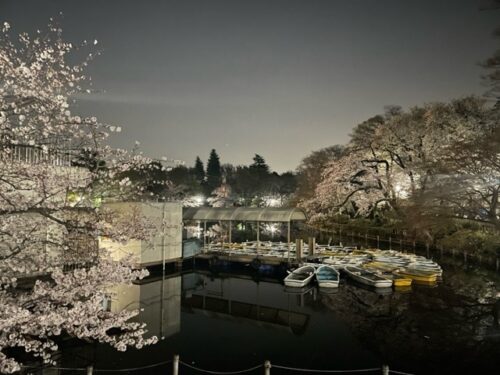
[111,274,182,340]
[55,259,499,375]
[182,273,311,335]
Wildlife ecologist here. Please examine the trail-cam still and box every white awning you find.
[182,207,307,222]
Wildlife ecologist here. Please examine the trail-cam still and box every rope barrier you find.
[93,360,172,372]
[23,360,172,373]
[23,360,416,375]
[23,367,87,371]
[179,360,263,374]
[271,365,382,373]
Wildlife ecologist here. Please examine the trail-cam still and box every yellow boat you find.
[392,274,413,287]
[395,270,437,283]
[374,271,412,287]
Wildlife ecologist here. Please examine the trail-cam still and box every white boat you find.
[284,265,316,288]
[316,265,340,288]
[406,261,442,275]
[344,266,393,288]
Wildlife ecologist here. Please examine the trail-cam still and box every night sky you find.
[1,0,498,171]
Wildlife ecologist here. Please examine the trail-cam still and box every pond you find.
[53,249,500,375]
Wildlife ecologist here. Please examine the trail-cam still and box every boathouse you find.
[182,207,307,247]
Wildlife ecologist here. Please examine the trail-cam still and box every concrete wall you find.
[101,201,183,267]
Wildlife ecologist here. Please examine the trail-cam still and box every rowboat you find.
[344,266,393,288]
[363,261,400,272]
[391,274,413,287]
[363,264,412,287]
[406,262,443,276]
[284,265,316,288]
[395,269,438,283]
[315,265,340,288]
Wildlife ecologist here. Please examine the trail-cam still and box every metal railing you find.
[1,144,75,166]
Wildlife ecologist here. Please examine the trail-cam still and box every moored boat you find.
[363,261,400,272]
[406,262,443,276]
[284,265,316,287]
[372,271,413,287]
[344,266,393,288]
[363,265,412,287]
[392,273,413,287]
[315,265,340,288]
[395,269,438,283]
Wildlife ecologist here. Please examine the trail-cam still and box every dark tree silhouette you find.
[194,156,205,183]
[206,149,222,193]
[250,154,270,175]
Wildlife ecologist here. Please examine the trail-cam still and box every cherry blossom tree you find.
[0,20,158,373]
[302,97,499,239]
[207,181,234,207]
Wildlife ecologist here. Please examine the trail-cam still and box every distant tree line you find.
[121,149,297,207]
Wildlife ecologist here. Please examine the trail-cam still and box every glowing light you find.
[394,183,409,199]
[263,196,281,207]
[264,223,280,236]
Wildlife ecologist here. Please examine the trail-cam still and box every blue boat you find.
[316,265,340,288]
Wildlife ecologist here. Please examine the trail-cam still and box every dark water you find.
[56,253,500,375]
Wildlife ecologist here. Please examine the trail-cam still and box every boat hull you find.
[344,266,393,288]
[284,266,316,288]
[317,280,340,288]
[393,277,412,287]
[284,277,314,288]
[316,265,340,288]
[396,271,437,283]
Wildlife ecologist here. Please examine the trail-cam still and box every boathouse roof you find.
[182,207,307,222]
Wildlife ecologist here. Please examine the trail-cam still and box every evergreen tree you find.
[250,154,270,174]
[194,156,205,183]
[206,149,222,192]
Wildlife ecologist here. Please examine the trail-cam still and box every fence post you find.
[382,364,389,375]
[264,360,271,375]
[173,354,179,375]
[389,236,392,250]
[377,235,380,248]
[86,366,93,375]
